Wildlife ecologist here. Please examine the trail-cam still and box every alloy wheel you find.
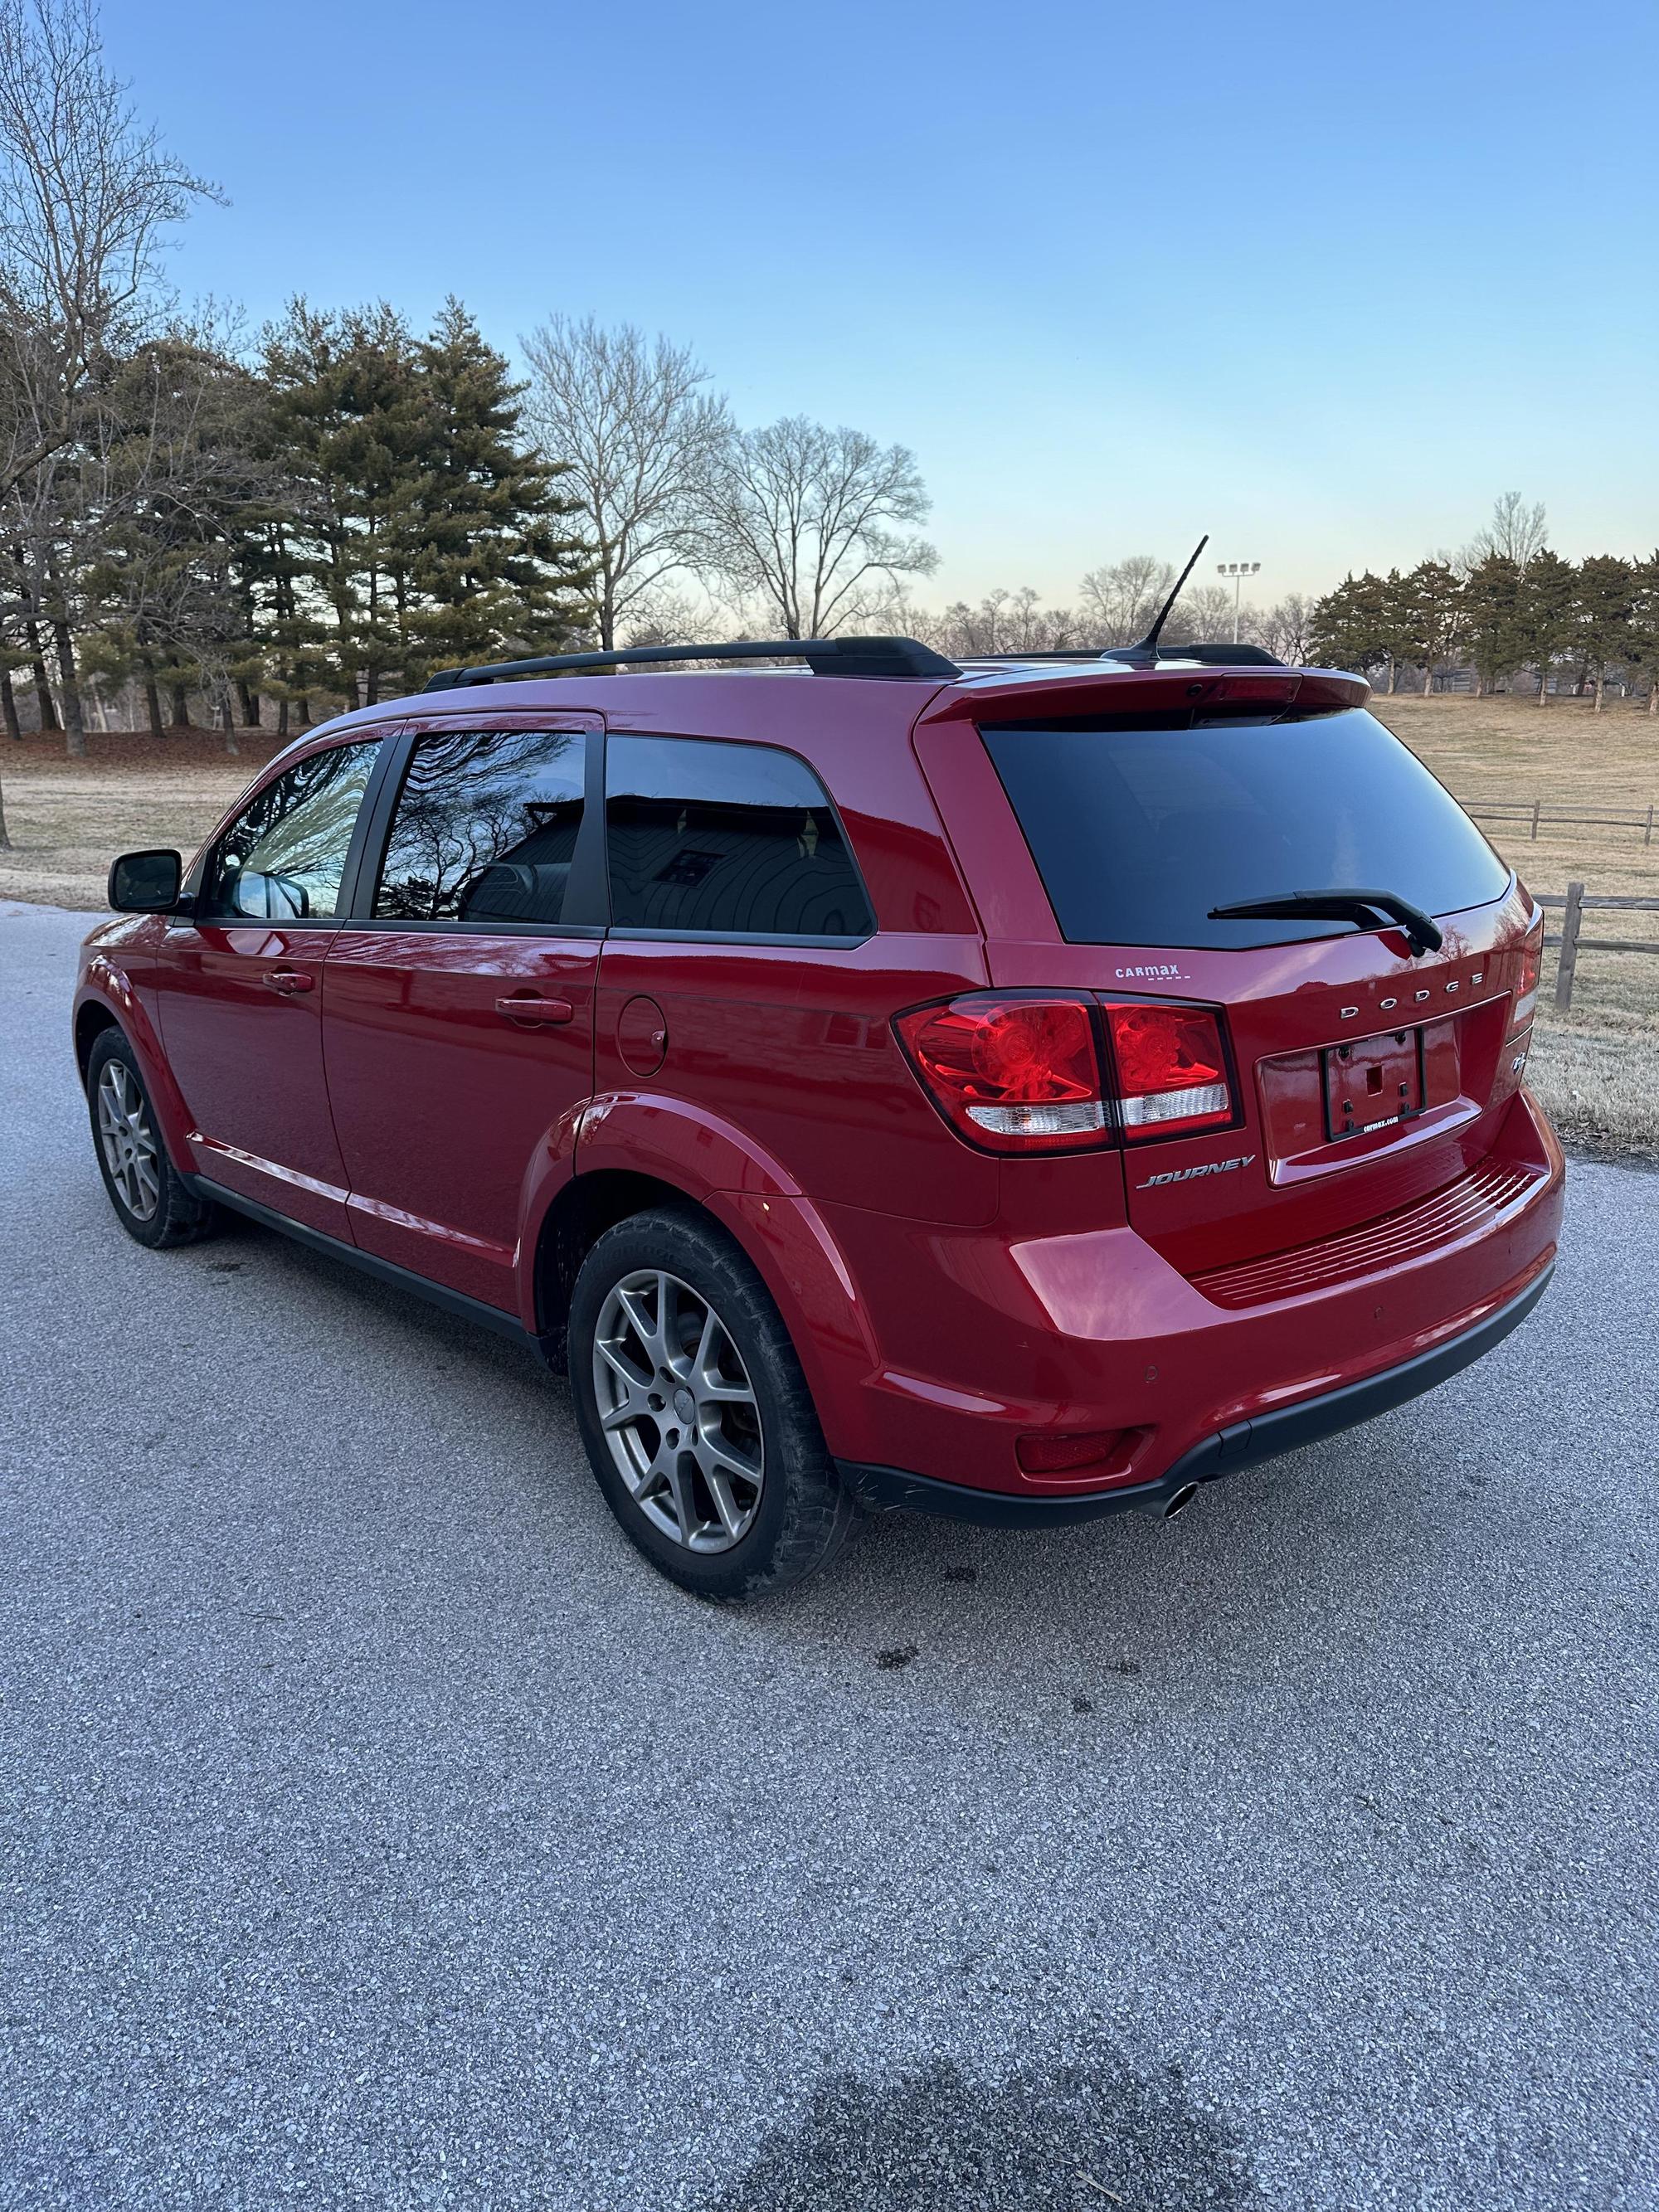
[591,1268,765,1553]
[96,1061,161,1223]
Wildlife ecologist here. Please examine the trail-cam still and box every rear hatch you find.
[916,668,1541,1280]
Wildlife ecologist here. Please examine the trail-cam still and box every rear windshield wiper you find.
[1208,887,1444,957]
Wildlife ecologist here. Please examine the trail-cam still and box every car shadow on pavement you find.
[702,2054,1255,2210]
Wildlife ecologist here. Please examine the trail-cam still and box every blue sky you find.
[105,0,1657,607]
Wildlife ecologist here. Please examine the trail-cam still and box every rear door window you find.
[982,707,1511,949]
[374,727,586,925]
[605,734,874,939]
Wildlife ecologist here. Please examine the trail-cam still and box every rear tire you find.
[86,1028,219,1249]
[568,1206,860,1600]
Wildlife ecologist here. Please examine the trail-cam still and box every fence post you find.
[1530,798,1541,840]
[1554,880,1585,1012]
[1647,804,1654,848]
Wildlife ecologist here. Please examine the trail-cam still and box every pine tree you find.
[1573,554,1635,712]
[1513,549,1579,706]
[1399,560,1465,693]
[1309,571,1394,677]
[396,300,594,679]
[1462,554,1526,695]
[260,300,426,709]
[1623,553,1659,717]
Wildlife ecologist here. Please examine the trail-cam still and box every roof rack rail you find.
[422,635,959,693]
[968,641,1287,668]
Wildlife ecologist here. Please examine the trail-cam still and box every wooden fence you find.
[1465,799,1657,845]
[1536,884,1659,1009]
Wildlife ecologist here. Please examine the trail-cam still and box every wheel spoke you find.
[662,1452,698,1541]
[600,1388,645,1432]
[596,1335,647,1389]
[697,1425,761,1485]
[615,1282,667,1371]
[702,1463,747,1539]
[659,1273,694,1380]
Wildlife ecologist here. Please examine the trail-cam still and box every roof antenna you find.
[1108,533,1209,666]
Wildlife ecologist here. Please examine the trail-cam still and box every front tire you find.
[86,1028,218,1249]
[568,1207,859,1600]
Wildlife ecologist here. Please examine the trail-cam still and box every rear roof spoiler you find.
[920,664,1372,725]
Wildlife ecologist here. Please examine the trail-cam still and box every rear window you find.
[606,733,874,940]
[981,708,1511,950]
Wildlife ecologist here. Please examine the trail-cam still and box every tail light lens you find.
[894,993,1109,1153]
[1102,1000,1234,1139]
[1511,923,1542,1030]
[897,991,1239,1153]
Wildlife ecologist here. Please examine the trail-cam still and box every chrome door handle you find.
[495,995,574,1026]
[263,969,314,994]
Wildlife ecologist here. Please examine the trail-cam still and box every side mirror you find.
[231,869,310,921]
[108,849,182,913]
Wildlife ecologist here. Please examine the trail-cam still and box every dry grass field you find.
[1371,694,1659,1155]
[2,693,1655,1152]
[0,728,278,910]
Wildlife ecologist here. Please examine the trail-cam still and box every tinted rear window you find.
[982,709,1511,950]
[606,733,873,939]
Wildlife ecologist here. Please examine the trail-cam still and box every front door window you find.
[200,741,379,922]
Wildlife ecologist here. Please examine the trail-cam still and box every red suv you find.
[77,633,1562,1598]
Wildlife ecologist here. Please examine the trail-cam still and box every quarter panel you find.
[591,933,998,1226]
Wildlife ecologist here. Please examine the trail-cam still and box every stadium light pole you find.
[1217,560,1261,642]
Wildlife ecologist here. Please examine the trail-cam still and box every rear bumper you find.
[801,1087,1564,1502]
[834,1255,1554,1525]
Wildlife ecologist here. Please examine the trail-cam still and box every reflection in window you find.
[375,728,586,926]
[605,733,873,937]
[202,741,378,921]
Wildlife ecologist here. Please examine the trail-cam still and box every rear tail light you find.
[1511,924,1542,1030]
[1101,1000,1235,1140]
[894,993,1109,1153]
[896,991,1240,1153]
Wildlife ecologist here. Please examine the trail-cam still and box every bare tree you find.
[912,586,1082,659]
[1253,593,1319,664]
[1078,554,1174,645]
[1464,492,1548,574]
[1165,580,1241,643]
[520,318,727,652]
[0,0,216,503]
[0,0,214,766]
[698,416,937,639]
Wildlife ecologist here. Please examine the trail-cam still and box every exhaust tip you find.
[1163,1481,1199,1520]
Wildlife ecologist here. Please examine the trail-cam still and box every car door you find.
[154,732,392,1238]
[320,712,605,1315]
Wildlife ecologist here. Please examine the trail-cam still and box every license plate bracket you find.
[1322,1027,1424,1142]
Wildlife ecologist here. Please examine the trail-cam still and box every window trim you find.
[600,727,877,948]
[343,718,610,935]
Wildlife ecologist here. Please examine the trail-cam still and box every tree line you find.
[1307,534,1659,711]
[0,0,940,790]
[1,0,1652,868]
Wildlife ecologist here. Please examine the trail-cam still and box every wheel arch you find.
[74,997,122,1085]
[72,971,196,1163]
[530,1162,881,1457]
[532,1168,703,1360]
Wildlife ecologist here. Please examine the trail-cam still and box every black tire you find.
[85,1028,219,1249]
[568,1205,860,1600]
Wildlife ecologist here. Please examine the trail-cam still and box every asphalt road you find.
[2,897,1656,2212]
